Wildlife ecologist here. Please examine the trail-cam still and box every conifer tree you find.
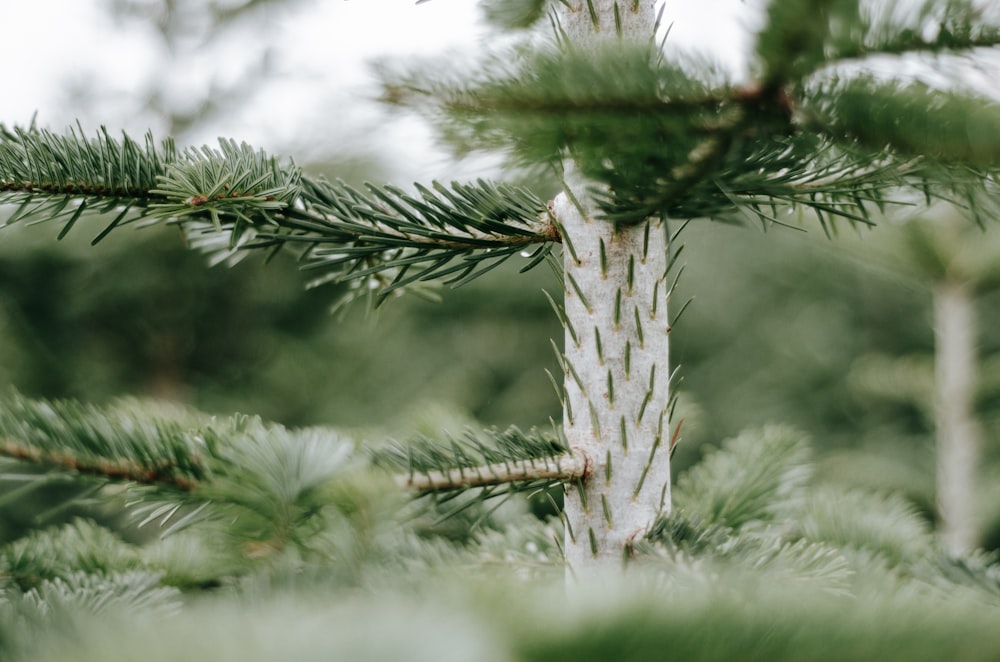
[1,0,1000,589]
[830,203,1000,554]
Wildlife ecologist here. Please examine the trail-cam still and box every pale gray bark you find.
[934,280,980,555]
[558,0,657,42]
[554,1,671,573]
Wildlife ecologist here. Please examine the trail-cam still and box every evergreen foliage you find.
[2,518,150,591]
[2,0,1000,658]
[672,425,811,528]
[0,125,554,305]
[755,0,1000,83]
[383,0,1000,225]
[0,403,998,659]
[0,391,207,489]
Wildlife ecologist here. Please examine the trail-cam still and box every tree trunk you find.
[556,1,671,574]
[934,280,980,555]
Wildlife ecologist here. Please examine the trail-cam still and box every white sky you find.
[0,1,754,181]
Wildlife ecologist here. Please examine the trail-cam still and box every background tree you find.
[818,202,1000,555]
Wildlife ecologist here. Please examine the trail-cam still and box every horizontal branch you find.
[0,429,585,496]
[395,449,588,492]
[0,431,584,497]
[0,127,557,301]
[0,438,199,491]
[0,393,585,501]
[384,20,1000,227]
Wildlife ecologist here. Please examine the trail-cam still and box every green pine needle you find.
[805,75,1000,167]
[1,519,148,592]
[672,425,812,529]
[383,18,1000,226]
[756,0,1000,84]
[0,125,557,304]
[480,0,549,30]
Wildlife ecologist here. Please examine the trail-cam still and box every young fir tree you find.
[825,201,1000,555]
[891,207,1000,556]
[2,2,1000,650]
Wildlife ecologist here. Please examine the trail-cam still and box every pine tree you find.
[823,201,1000,554]
[892,207,1000,555]
[3,1,1000,657]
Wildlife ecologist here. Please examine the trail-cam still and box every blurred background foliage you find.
[1,0,999,554]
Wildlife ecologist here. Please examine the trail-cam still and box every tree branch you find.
[0,126,558,301]
[395,449,588,492]
[0,393,582,499]
[0,438,199,491]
